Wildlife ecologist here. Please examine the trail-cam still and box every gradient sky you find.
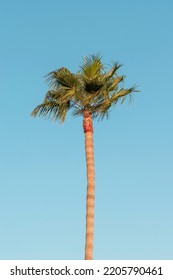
[1,0,173,260]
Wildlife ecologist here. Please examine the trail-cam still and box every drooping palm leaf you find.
[46,67,78,89]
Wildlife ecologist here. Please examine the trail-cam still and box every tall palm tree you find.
[31,55,137,260]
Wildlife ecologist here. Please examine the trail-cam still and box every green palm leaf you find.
[104,62,122,81]
[46,67,78,89]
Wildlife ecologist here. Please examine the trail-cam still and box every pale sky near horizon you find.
[1,0,173,260]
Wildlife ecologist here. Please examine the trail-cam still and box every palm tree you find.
[31,55,137,260]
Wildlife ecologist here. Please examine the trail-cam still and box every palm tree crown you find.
[31,55,137,121]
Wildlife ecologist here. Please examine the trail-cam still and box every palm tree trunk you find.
[83,111,95,260]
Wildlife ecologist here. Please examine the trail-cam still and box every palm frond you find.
[81,55,103,81]
[31,100,71,123]
[112,85,137,101]
[107,76,125,92]
[46,67,78,89]
[104,62,122,81]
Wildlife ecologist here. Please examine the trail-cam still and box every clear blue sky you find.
[0,0,173,260]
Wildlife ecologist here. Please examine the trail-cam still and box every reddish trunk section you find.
[83,111,93,133]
